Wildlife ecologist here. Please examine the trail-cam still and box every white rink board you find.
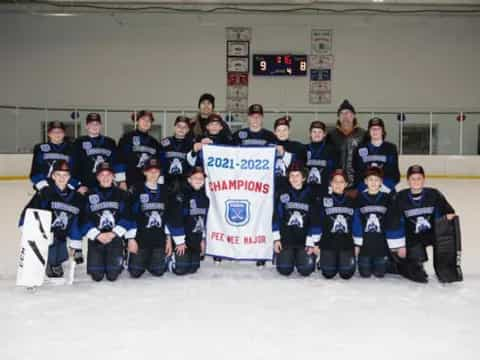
[1,180,479,360]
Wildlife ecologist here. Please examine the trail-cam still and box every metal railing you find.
[0,105,479,156]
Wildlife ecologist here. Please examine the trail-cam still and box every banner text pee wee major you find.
[203,145,275,261]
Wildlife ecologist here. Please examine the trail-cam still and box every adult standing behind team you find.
[328,99,367,190]
[190,93,231,139]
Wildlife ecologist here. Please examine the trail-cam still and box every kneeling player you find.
[394,165,457,283]
[20,160,84,278]
[127,158,185,278]
[273,163,318,277]
[314,169,357,280]
[171,167,209,275]
[83,162,134,281]
[352,167,406,278]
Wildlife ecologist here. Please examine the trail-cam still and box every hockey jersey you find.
[232,128,277,147]
[272,185,320,248]
[314,193,358,251]
[305,140,338,197]
[19,180,84,249]
[352,191,405,257]
[129,183,185,248]
[395,188,455,248]
[82,186,135,241]
[353,141,400,191]
[176,185,209,252]
[159,136,194,182]
[30,141,78,191]
[71,135,117,188]
[116,130,163,186]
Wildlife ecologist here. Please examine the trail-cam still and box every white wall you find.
[1,13,479,153]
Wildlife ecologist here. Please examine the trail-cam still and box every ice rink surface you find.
[1,180,479,360]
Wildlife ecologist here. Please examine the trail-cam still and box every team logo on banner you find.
[225,200,250,226]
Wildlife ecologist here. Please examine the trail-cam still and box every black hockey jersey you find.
[159,136,194,182]
[314,193,358,251]
[30,141,78,191]
[176,185,209,252]
[71,135,117,188]
[19,180,84,248]
[352,191,405,257]
[395,188,455,248]
[129,183,184,248]
[305,140,338,197]
[116,130,163,187]
[232,128,277,146]
[274,139,306,178]
[272,185,320,248]
[353,141,400,191]
[82,186,134,241]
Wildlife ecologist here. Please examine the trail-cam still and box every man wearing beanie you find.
[191,93,231,138]
[328,99,366,190]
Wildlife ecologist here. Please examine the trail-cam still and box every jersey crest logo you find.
[82,141,92,150]
[332,214,348,233]
[169,158,183,175]
[161,138,171,147]
[190,199,197,209]
[323,197,333,207]
[99,210,115,230]
[52,211,69,230]
[89,194,100,205]
[415,216,431,234]
[365,213,381,233]
[287,210,304,228]
[133,136,140,146]
[225,200,250,227]
[308,167,322,184]
[358,147,368,158]
[40,144,51,152]
[280,194,290,204]
[140,194,149,203]
[146,211,162,229]
[92,155,105,173]
[307,151,311,160]
[238,131,247,140]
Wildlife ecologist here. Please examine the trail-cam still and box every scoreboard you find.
[252,54,308,76]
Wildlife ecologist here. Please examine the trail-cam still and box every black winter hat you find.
[51,159,70,174]
[198,93,215,109]
[407,165,425,178]
[337,99,356,116]
[48,121,66,132]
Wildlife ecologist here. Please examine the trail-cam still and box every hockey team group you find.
[18,93,463,285]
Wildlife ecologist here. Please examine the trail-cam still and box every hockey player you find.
[313,169,357,279]
[232,104,281,267]
[273,162,318,277]
[352,167,406,278]
[305,121,338,200]
[191,93,231,138]
[30,121,78,191]
[353,117,400,193]
[170,166,209,275]
[187,113,232,168]
[159,116,194,191]
[83,162,134,282]
[273,116,306,192]
[394,165,456,283]
[328,100,366,189]
[20,160,84,278]
[127,158,185,278]
[116,110,162,189]
[71,113,117,193]
[232,104,277,146]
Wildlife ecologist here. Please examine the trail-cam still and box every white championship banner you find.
[203,145,276,261]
